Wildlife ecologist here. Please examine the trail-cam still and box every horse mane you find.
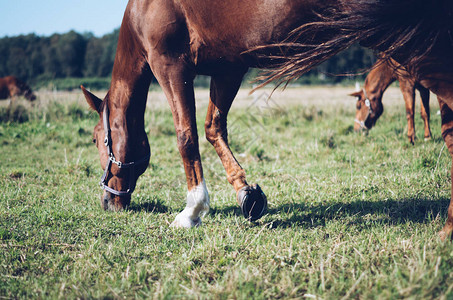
[249,0,453,89]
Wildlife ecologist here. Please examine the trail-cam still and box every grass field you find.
[1,86,453,299]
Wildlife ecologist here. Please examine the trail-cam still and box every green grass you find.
[1,89,453,299]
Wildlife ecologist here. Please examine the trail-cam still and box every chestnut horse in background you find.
[82,0,453,239]
[350,59,431,144]
[0,76,36,102]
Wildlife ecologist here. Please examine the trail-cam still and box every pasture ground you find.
[1,86,453,299]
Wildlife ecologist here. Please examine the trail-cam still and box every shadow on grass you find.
[128,199,169,213]
[210,197,450,229]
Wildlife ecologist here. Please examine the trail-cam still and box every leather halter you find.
[99,103,150,196]
[354,88,373,130]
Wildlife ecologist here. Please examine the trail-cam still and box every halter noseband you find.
[100,104,150,196]
[354,88,373,130]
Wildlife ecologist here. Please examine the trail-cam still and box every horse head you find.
[350,89,383,131]
[15,78,36,101]
[23,88,36,101]
[81,86,150,211]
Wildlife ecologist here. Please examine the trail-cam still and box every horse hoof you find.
[439,230,448,241]
[171,213,202,228]
[237,184,267,222]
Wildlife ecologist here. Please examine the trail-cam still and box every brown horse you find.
[0,76,36,102]
[82,0,336,227]
[82,0,453,237]
[350,59,431,144]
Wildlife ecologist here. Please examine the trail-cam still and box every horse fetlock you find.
[407,134,415,145]
[227,170,247,187]
[171,180,210,228]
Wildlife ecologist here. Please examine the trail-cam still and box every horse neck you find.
[364,61,396,101]
[108,16,152,127]
[105,71,150,163]
[105,17,152,163]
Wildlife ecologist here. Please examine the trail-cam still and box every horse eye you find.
[92,138,97,144]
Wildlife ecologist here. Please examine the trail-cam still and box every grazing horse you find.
[82,0,336,227]
[350,59,432,144]
[0,76,36,102]
[82,0,453,237]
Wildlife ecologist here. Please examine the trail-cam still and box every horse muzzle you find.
[102,189,131,211]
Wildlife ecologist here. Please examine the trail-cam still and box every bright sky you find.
[0,0,128,37]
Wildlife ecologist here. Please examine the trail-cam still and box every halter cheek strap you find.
[99,104,150,196]
[354,88,373,130]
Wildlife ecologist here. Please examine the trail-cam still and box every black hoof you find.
[237,184,267,221]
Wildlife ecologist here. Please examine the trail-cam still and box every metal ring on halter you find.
[99,103,150,196]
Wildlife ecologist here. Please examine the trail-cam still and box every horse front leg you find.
[151,58,209,228]
[418,86,432,141]
[438,98,453,240]
[205,72,267,221]
[399,79,416,144]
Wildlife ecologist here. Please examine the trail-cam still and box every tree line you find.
[0,29,375,89]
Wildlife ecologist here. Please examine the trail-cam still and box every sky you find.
[0,0,128,38]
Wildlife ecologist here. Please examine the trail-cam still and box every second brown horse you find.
[0,76,36,102]
[350,59,431,144]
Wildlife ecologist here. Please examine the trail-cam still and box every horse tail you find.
[250,0,453,88]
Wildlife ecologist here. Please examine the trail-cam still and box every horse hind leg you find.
[418,86,432,141]
[205,72,267,221]
[438,98,453,241]
[150,55,209,228]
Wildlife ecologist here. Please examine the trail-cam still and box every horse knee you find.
[176,129,198,154]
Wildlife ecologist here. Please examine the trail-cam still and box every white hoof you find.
[170,212,201,228]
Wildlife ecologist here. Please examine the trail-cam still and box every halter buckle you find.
[116,160,122,168]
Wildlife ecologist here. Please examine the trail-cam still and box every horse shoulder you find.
[127,0,189,55]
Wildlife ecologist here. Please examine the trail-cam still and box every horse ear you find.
[349,90,363,98]
[81,85,102,113]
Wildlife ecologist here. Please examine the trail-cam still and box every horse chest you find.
[0,84,9,100]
